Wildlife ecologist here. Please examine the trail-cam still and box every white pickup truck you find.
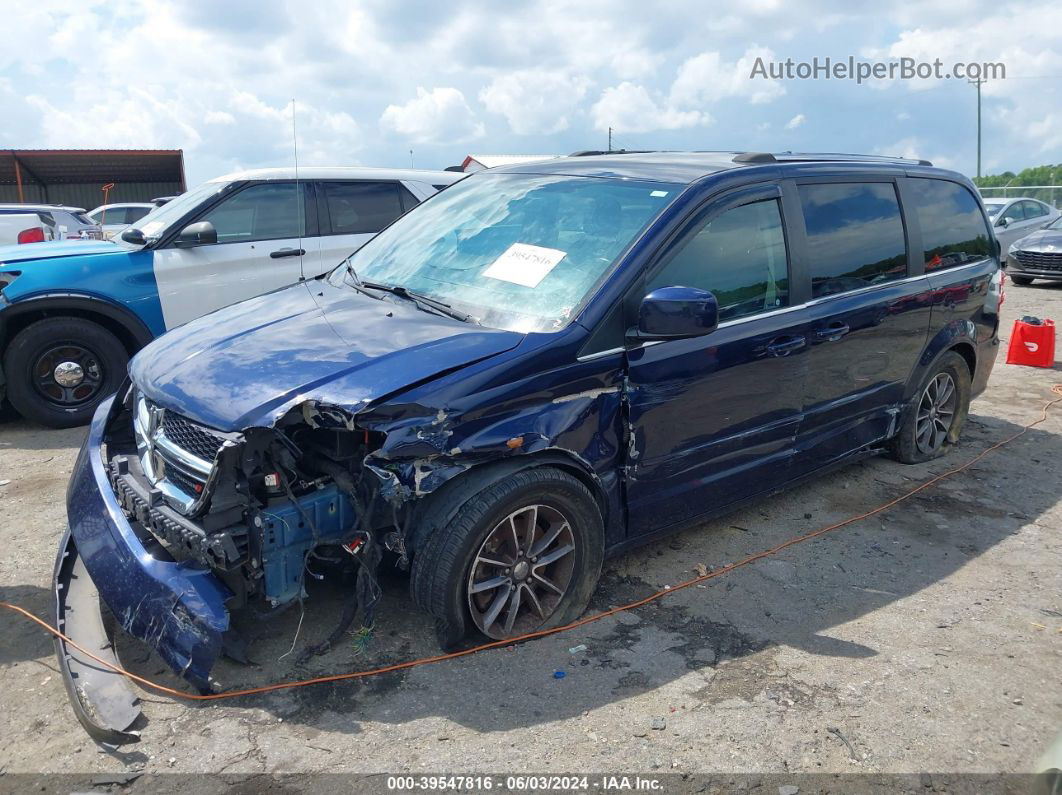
[0,210,57,245]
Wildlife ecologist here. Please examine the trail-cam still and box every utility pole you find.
[608,126,612,151]
[409,149,414,169]
[969,78,985,179]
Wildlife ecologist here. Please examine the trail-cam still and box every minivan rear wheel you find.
[410,467,604,648]
[890,351,971,464]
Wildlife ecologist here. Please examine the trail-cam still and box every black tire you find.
[889,351,971,464]
[3,317,128,428]
[1009,275,1034,286]
[410,467,604,649]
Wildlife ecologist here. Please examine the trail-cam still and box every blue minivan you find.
[57,151,1000,740]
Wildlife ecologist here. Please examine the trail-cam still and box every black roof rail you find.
[734,151,933,167]
[568,149,656,157]
[732,152,776,163]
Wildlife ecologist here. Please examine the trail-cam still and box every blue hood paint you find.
[0,238,125,264]
[130,279,524,431]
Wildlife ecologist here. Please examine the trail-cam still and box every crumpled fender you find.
[354,373,627,523]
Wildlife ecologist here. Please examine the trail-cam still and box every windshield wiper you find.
[338,258,384,300]
[361,281,476,324]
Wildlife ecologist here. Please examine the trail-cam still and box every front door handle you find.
[766,335,806,357]
[815,322,850,341]
[270,247,305,259]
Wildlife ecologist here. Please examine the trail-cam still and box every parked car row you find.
[0,203,102,243]
[46,151,1004,742]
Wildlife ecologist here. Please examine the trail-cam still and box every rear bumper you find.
[62,396,231,693]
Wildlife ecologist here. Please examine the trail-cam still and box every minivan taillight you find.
[17,227,45,244]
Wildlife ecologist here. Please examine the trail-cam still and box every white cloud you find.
[670,46,786,108]
[591,82,706,134]
[479,71,591,135]
[785,113,806,129]
[380,87,484,144]
[873,137,957,170]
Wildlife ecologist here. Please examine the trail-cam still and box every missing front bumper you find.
[57,397,232,740]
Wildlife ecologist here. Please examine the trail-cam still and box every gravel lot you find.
[0,281,1060,787]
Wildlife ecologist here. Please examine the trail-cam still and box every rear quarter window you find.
[908,179,992,270]
[798,182,908,298]
[322,182,404,235]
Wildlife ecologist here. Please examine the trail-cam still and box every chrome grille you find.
[133,392,228,514]
[1015,250,1062,271]
[161,411,226,461]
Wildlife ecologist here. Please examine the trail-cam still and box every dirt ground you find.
[0,280,1060,788]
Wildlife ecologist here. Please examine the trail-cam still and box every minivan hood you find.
[130,279,523,431]
[1013,228,1062,251]
[0,239,122,265]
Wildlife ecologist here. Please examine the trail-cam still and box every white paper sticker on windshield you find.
[483,243,567,288]
[650,190,669,198]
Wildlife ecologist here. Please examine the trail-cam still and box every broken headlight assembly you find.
[107,386,389,623]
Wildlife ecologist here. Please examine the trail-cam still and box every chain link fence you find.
[978,185,1062,209]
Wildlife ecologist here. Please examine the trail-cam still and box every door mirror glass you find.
[120,227,146,245]
[174,220,218,247]
[632,286,719,341]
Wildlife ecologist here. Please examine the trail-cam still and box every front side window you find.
[197,182,306,243]
[998,202,1023,226]
[323,182,403,235]
[799,182,907,298]
[133,180,231,242]
[909,178,992,270]
[649,199,789,321]
[332,172,679,333]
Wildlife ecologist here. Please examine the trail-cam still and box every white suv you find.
[0,166,463,426]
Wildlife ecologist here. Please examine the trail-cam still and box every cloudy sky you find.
[2,0,1060,185]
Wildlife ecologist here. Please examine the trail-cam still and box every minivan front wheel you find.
[890,351,971,464]
[411,467,604,647]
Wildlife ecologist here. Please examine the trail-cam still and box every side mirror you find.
[120,227,146,245]
[629,286,719,342]
[998,217,1010,228]
[174,221,217,248]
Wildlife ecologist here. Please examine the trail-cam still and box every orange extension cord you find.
[3,384,1062,703]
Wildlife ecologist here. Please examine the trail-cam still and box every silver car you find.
[87,202,156,240]
[981,197,1060,252]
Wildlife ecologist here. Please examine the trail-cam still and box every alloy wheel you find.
[915,372,957,455]
[466,504,576,639]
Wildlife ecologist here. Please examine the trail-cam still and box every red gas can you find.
[1006,317,1056,368]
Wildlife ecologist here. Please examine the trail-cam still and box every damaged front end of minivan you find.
[58,358,625,742]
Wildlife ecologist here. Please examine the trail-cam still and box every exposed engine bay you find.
[103,387,400,660]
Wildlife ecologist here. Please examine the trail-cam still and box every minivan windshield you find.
[331,172,681,332]
[125,180,229,243]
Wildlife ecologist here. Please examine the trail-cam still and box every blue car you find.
[0,167,462,427]
[57,151,1000,741]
